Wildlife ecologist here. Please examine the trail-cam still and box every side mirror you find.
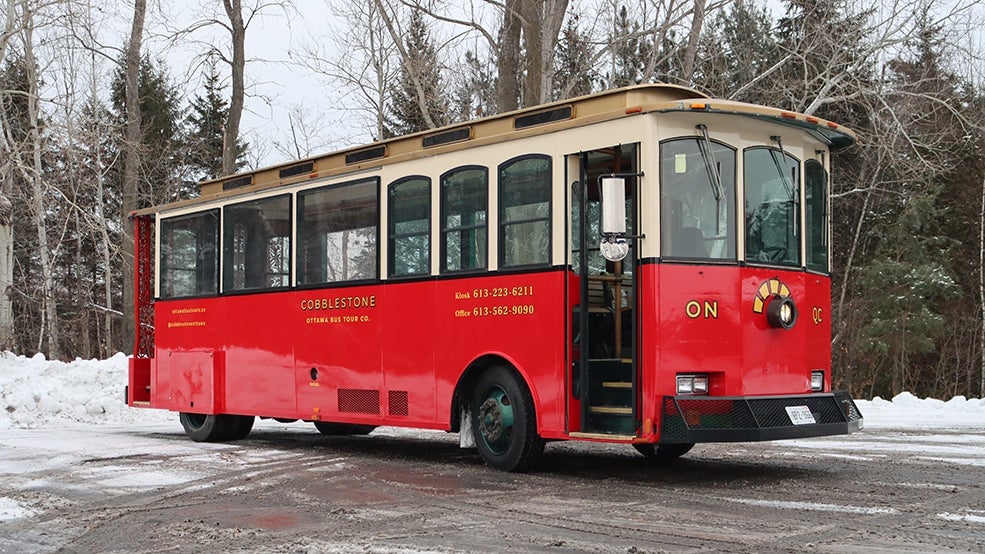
[601,176,626,235]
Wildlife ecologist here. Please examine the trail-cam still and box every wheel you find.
[633,442,695,460]
[179,412,231,442]
[313,422,377,436]
[471,365,544,472]
[226,415,255,440]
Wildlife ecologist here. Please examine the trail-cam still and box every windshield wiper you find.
[769,135,795,200]
[696,124,725,202]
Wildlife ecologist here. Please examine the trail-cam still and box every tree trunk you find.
[979,174,985,398]
[222,0,245,176]
[0,193,12,350]
[90,49,114,358]
[20,8,60,359]
[496,0,522,112]
[680,0,707,83]
[122,0,146,354]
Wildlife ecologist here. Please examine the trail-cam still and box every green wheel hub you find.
[477,386,514,454]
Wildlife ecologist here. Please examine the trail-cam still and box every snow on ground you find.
[1,350,983,431]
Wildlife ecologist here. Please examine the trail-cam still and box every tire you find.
[179,412,231,442]
[471,365,544,472]
[633,442,695,460]
[313,422,377,436]
[226,415,255,440]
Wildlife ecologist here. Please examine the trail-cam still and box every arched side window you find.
[805,159,829,273]
[388,176,431,277]
[499,155,551,268]
[441,166,488,273]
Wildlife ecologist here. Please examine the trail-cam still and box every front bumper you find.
[661,391,863,443]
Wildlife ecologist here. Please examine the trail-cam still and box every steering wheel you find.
[760,246,788,262]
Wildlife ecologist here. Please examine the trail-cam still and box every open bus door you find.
[568,145,640,437]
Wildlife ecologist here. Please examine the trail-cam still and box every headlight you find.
[766,296,798,330]
[811,370,825,392]
[677,374,709,395]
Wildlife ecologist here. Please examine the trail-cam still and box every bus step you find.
[585,406,635,435]
[588,406,632,415]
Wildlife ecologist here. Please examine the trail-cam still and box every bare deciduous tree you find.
[295,0,398,142]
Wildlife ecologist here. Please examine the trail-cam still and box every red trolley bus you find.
[127,84,863,471]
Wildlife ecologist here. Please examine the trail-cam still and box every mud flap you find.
[459,406,475,448]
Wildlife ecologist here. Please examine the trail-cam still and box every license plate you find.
[785,405,816,425]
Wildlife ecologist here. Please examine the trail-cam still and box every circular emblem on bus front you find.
[752,277,797,330]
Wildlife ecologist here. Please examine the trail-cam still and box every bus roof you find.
[135,84,856,217]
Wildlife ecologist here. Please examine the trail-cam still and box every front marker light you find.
[677,374,709,395]
[811,370,825,392]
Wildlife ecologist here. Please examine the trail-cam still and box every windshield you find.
[744,147,800,267]
[660,138,736,260]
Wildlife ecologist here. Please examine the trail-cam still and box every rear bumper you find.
[660,391,863,443]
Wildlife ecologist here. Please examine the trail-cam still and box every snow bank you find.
[1,351,982,431]
[0,351,170,430]
[856,393,985,430]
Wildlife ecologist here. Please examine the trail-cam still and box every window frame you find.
[440,164,489,274]
[804,158,829,274]
[498,154,553,269]
[659,136,738,263]
[296,177,381,288]
[742,146,802,269]
[221,193,294,294]
[158,208,220,299]
[387,175,432,279]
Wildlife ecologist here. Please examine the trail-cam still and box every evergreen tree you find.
[841,14,976,399]
[386,10,447,137]
[695,0,782,104]
[554,15,597,100]
[185,59,247,182]
[109,55,187,205]
[609,5,645,88]
[450,49,496,122]
[852,187,957,396]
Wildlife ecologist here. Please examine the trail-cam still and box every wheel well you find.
[450,354,529,432]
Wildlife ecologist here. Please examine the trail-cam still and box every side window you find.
[441,166,488,273]
[499,155,551,268]
[223,194,291,291]
[388,176,431,277]
[297,178,379,284]
[159,210,219,298]
[805,159,828,273]
[744,147,800,266]
[660,138,737,260]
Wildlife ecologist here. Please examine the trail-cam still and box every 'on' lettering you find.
[685,300,718,319]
